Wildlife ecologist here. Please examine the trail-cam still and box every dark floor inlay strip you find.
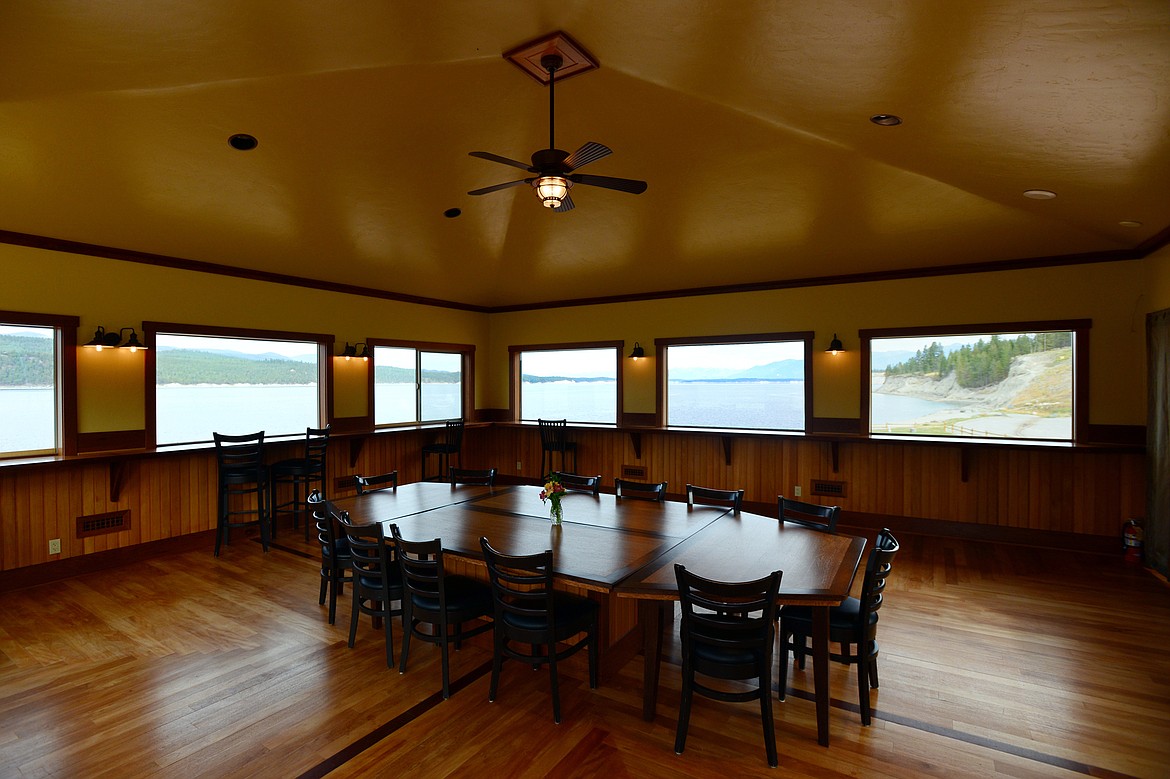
[297,659,493,779]
[782,687,1118,777]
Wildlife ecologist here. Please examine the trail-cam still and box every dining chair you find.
[480,536,599,724]
[554,472,602,497]
[685,484,745,513]
[450,467,496,487]
[538,419,578,476]
[338,506,403,668]
[354,471,399,494]
[778,527,900,725]
[309,489,351,625]
[269,425,330,540]
[674,563,783,767]
[614,477,667,502]
[421,419,464,482]
[777,495,840,533]
[389,524,494,699]
[212,430,269,556]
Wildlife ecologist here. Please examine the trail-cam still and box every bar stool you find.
[213,431,269,556]
[538,419,577,477]
[269,426,330,540]
[421,419,464,482]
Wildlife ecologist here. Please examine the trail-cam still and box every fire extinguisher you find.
[1122,519,1144,564]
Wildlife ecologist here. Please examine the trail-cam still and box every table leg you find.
[812,604,830,746]
[640,599,665,721]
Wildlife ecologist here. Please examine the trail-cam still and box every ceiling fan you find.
[467,53,647,212]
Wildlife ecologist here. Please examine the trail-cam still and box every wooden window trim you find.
[0,309,80,457]
[142,321,334,446]
[509,340,624,423]
[654,331,815,431]
[858,319,1091,443]
[366,338,476,426]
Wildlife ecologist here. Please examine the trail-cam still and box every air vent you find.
[810,480,847,498]
[621,465,647,480]
[335,476,357,492]
[76,510,131,539]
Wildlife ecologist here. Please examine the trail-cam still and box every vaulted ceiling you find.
[2,1,1168,310]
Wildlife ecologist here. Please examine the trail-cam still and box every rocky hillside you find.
[876,348,1072,415]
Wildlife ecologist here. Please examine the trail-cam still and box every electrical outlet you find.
[516,461,522,471]
[48,538,61,555]
[793,485,802,498]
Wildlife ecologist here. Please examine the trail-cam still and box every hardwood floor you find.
[1,525,1167,778]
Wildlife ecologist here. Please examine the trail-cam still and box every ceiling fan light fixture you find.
[534,175,571,207]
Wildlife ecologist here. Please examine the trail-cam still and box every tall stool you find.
[269,426,330,540]
[421,419,464,482]
[538,419,577,477]
[213,431,269,556]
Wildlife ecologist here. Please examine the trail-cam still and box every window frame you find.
[509,340,624,424]
[0,309,79,458]
[859,319,1091,443]
[143,321,333,446]
[654,332,815,431]
[367,338,475,427]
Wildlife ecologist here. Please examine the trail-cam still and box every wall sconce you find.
[825,334,845,355]
[628,342,645,361]
[83,326,149,352]
[340,342,369,361]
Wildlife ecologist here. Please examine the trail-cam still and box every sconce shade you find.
[354,343,369,361]
[340,342,357,360]
[83,326,123,351]
[826,334,845,355]
[628,342,645,360]
[120,328,148,351]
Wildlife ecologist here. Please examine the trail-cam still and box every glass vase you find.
[551,502,563,525]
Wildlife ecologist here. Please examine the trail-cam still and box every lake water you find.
[2,380,967,453]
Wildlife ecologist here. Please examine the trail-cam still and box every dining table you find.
[329,481,866,747]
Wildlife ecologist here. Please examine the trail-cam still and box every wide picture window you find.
[662,337,810,431]
[516,346,618,424]
[373,345,465,426]
[154,333,322,445]
[867,328,1077,441]
[0,323,58,456]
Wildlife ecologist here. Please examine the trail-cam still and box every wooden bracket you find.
[109,460,129,502]
[830,441,840,474]
[348,438,365,468]
[722,436,733,466]
[629,432,642,460]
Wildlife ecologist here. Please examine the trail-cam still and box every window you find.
[657,333,813,431]
[511,342,621,424]
[145,323,331,446]
[0,311,78,457]
[371,341,472,426]
[861,320,1089,442]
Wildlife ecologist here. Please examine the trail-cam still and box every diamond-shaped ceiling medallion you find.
[504,31,598,85]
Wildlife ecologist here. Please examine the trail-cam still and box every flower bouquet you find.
[540,473,567,524]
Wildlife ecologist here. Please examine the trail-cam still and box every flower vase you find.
[551,503,563,525]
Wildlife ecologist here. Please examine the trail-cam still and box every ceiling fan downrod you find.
[541,53,563,151]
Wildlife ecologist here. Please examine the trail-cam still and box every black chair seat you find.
[322,537,350,557]
[219,463,268,484]
[500,591,598,635]
[270,457,323,477]
[408,574,493,615]
[358,568,401,591]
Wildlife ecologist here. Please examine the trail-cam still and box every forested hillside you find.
[0,335,53,386]
[883,333,1071,389]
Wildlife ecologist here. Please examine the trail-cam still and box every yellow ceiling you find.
[1,1,1167,309]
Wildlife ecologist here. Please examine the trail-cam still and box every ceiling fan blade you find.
[552,194,575,213]
[468,179,531,196]
[563,142,612,171]
[469,151,536,172]
[569,173,648,195]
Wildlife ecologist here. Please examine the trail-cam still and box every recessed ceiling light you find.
[443,208,462,218]
[228,133,258,151]
[1023,189,1057,200]
[870,114,902,126]
[1118,220,1143,228]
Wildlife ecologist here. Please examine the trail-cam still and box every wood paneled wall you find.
[466,426,1145,539]
[0,426,1145,573]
